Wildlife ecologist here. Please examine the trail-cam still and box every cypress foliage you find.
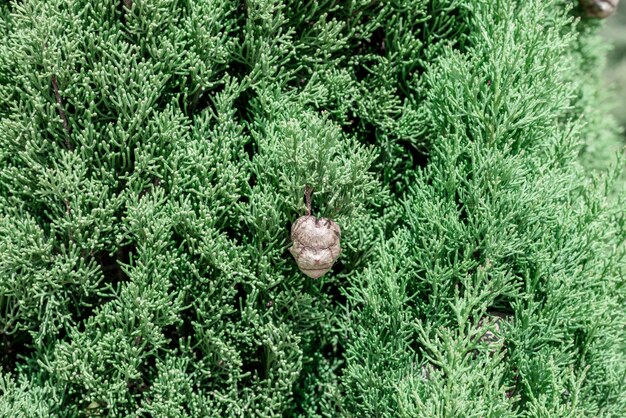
[0,0,623,417]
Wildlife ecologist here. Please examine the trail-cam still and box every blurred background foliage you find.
[603,6,626,132]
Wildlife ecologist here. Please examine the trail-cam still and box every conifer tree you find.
[0,0,624,417]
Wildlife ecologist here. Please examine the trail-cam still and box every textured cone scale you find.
[289,215,341,278]
[580,0,619,18]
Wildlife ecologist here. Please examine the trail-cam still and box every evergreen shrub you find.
[0,0,624,416]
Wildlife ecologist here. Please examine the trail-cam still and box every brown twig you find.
[304,185,313,216]
[65,198,74,242]
[121,0,132,24]
[51,74,72,149]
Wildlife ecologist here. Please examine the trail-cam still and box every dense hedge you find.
[0,0,624,416]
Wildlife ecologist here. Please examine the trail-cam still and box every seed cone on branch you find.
[289,187,341,278]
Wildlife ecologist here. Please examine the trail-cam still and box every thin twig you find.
[121,0,132,24]
[304,185,313,216]
[51,74,72,149]
[65,198,74,243]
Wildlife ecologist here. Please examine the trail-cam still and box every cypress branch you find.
[0,0,623,416]
[50,73,71,148]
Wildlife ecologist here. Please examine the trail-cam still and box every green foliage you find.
[0,0,624,416]
[342,3,625,416]
[0,373,57,418]
[602,3,626,134]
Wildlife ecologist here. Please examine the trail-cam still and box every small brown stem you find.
[65,199,74,242]
[304,185,313,216]
[51,74,72,149]
[121,0,132,24]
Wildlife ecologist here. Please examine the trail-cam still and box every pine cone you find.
[289,215,341,278]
